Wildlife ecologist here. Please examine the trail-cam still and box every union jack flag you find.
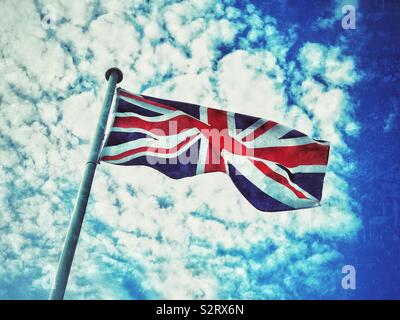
[100,88,330,212]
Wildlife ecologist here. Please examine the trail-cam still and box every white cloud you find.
[313,0,359,30]
[217,50,286,121]
[383,106,398,133]
[299,42,359,86]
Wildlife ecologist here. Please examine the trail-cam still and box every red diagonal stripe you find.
[251,159,309,199]
[119,90,177,111]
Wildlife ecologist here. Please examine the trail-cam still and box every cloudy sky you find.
[0,0,399,299]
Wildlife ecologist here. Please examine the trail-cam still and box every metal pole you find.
[49,68,123,300]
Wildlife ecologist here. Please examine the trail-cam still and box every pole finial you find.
[105,67,123,83]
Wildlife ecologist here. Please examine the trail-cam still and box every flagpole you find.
[49,68,123,300]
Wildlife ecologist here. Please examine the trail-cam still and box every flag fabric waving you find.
[100,88,330,212]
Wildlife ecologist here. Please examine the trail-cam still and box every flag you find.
[100,88,330,212]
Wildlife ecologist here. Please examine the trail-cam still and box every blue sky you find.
[0,0,398,299]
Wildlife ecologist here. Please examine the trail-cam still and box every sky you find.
[0,0,399,299]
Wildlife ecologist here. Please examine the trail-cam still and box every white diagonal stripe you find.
[246,156,319,202]
[104,135,201,164]
[114,110,185,123]
[222,150,319,209]
[236,118,266,140]
[101,128,199,157]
